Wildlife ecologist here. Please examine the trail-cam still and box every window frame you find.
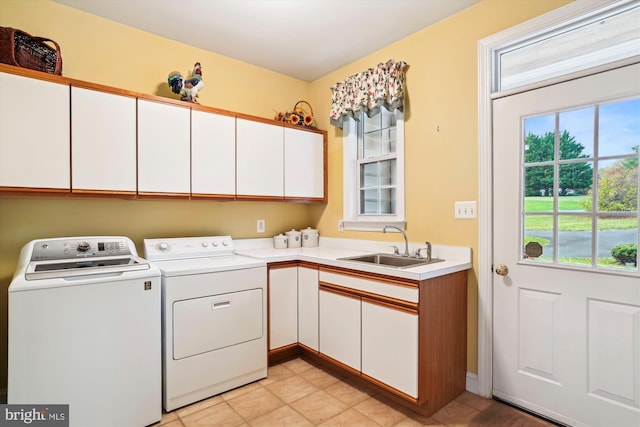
[342,109,405,231]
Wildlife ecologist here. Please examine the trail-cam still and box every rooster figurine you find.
[167,62,204,103]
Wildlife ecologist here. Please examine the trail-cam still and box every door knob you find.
[495,264,509,276]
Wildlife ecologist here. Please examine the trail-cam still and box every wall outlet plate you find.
[257,219,265,233]
[455,201,477,219]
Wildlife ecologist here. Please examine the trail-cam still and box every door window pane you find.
[523,215,554,262]
[522,98,639,271]
[559,107,594,159]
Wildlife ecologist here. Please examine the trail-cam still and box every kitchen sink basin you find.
[339,253,444,269]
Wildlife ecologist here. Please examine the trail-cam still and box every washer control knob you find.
[212,242,219,247]
[222,241,229,247]
[77,242,91,252]
[202,242,209,247]
[157,242,170,252]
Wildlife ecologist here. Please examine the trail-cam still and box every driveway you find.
[527,229,637,258]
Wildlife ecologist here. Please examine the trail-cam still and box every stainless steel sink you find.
[339,253,444,269]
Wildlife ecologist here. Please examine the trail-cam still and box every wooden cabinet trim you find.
[361,296,418,315]
[320,282,417,311]
[319,283,360,300]
[361,373,419,403]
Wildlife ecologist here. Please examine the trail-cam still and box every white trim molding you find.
[476,0,629,399]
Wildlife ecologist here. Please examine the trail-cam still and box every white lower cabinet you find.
[319,288,361,371]
[361,299,419,398]
[297,266,318,351]
[268,266,298,350]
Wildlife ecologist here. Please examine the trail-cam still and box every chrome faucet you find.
[415,241,432,261]
[383,225,410,257]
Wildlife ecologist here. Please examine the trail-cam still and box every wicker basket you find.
[275,100,316,128]
[0,27,62,75]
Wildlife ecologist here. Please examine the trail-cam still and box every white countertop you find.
[235,237,472,281]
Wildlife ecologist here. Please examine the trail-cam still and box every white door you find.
[493,64,640,427]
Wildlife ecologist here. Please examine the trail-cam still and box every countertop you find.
[235,237,472,281]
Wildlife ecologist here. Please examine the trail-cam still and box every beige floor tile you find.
[430,400,480,427]
[393,416,446,426]
[454,391,493,411]
[154,411,179,425]
[176,395,225,418]
[299,366,340,389]
[226,386,285,421]
[265,374,319,403]
[222,381,263,401]
[260,363,296,386]
[353,397,406,427]
[180,401,245,427]
[250,405,314,427]
[283,358,315,374]
[323,380,370,406]
[318,408,379,426]
[290,390,348,425]
[159,420,185,427]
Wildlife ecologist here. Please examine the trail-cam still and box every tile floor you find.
[154,358,554,427]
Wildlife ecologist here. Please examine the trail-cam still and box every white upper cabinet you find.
[0,72,70,190]
[284,127,324,200]
[71,87,137,193]
[236,119,284,198]
[191,110,236,197]
[138,99,191,195]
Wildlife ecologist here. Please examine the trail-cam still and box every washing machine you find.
[8,236,161,427]
[143,235,267,411]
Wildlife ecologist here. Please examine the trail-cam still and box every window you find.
[342,107,405,231]
[522,97,639,270]
[494,2,640,92]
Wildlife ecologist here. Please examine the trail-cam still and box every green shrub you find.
[611,243,637,266]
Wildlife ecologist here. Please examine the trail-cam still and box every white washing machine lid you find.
[152,255,265,277]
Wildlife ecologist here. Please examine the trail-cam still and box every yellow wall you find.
[0,0,571,391]
[307,0,572,375]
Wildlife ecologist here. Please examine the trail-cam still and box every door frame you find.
[476,0,635,398]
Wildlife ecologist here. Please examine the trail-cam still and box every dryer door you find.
[173,288,263,360]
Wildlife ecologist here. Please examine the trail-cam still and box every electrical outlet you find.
[338,220,344,232]
[454,201,477,219]
[257,219,265,233]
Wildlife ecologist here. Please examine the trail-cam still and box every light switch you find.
[454,201,477,219]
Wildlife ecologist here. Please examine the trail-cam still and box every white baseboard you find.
[465,371,479,395]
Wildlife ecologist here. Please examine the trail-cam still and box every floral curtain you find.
[329,59,408,129]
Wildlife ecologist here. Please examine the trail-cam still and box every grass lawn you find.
[525,196,637,231]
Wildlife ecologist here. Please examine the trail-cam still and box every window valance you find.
[329,59,408,129]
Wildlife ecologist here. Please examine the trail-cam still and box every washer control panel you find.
[30,237,132,261]
[143,236,235,261]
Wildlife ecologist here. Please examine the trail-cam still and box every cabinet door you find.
[269,267,298,350]
[284,127,324,199]
[0,72,70,189]
[236,119,283,198]
[298,266,318,351]
[71,87,136,193]
[362,299,418,398]
[138,100,191,194]
[319,288,361,371]
[191,110,235,196]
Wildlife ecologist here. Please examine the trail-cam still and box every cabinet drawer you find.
[319,268,418,303]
